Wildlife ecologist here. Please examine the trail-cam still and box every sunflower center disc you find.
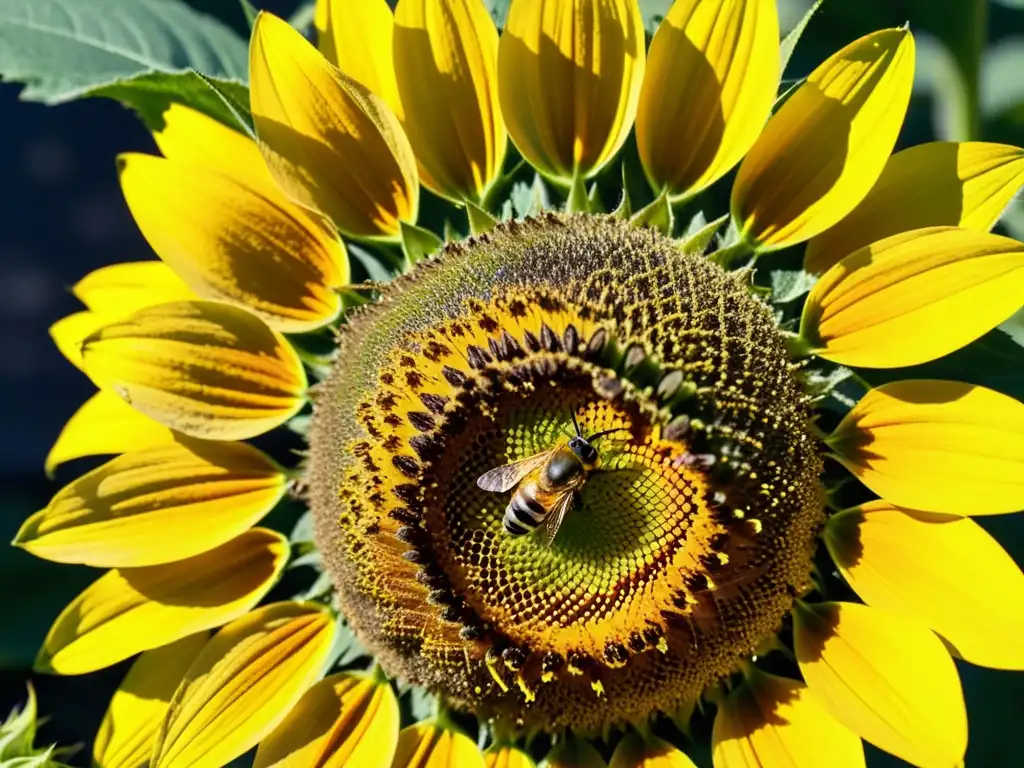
[309,213,823,731]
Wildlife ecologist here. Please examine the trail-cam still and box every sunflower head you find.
[14,1,1024,767]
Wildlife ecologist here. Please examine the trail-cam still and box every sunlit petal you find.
[392,722,485,768]
[36,529,288,675]
[17,440,287,568]
[253,671,399,768]
[827,380,1024,515]
[44,389,177,476]
[394,0,507,202]
[732,28,915,249]
[119,151,346,333]
[314,0,403,118]
[794,601,966,768]
[152,602,337,768]
[73,261,195,317]
[485,744,537,768]
[50,311,107,371]
[541,737,606,768]
[711,671,864,768]
[801,226,1024,368]
[250,11,418,239]
[827,501,1024,670]
[637,0,779,199]
[94,634,209,768]
[610,731,697,767]
[806,141,1024,273]
[80,301,306,441]
[498,0,646,180]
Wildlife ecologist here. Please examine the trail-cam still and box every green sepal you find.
[467,200,500,235]
[780,0,826,77]
[566,172,589,214]
[400,221,444,266]
[677,213,728,255]
[191,70,255,138]
[612,164,633,219]
[482,158,527,212]
[587,183,606,214]
[629,190,673,234]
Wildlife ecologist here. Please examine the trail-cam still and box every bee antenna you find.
[587,427,631,442]
[571,409,583,437]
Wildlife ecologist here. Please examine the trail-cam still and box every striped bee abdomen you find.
[503,488,548,536]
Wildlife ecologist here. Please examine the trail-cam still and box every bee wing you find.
[537,491,576,548]
[476,451,551,493]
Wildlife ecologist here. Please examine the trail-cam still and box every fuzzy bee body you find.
[478,418,625,546]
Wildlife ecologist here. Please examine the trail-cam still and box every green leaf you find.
[629,191,673,234]
[289,1,317,32]
[779,0,826,77]
[467,200,500,235]
[639,0,673,34]
[0,0,247,127]
[401,221,445,266]
[769,269,818,303]
[678,213,728,255]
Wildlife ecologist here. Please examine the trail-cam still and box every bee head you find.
[569,436,599,465]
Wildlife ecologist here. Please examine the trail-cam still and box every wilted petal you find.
[152,602,337,768]
[827,501,1024,670]
[637,0,779,199]
[806,141,1024,273]
[485,744,537,768]
[732,29,915,250]
[250,12,418,239]
[36,529,288,675]
[712,671,864,768]
[392,722,485,768]
[801,226,1024,368]
[253,671,399,768]
[80,301,306,441]
[93,633,208,768]
[394,0,507,202]
[610,731,697,768]
[119,152,346,333]
[498,0,646,180]
[18,440,287,568]
[794,601,966,768]
[74,261,195,316]
[44,389,177,476]
[315,0,403,118]
[827,380,1024,515]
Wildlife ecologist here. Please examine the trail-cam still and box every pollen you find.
[308,214,822,731]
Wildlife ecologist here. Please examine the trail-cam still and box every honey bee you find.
[476,414,626,546]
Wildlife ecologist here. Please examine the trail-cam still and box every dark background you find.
[0,0,1022,764]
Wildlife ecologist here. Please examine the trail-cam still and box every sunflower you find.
[15,0,1024,767]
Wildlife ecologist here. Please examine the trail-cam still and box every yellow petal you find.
[17,440,287,568]
[250,11,418,239]
[74,261,195,317]
[394,0,507,202]
[498,0,646,180]
[827,501,1024,670]
[36,529,288,675]
[253,671,399,768]
[712,671,865,768]
[80,301,306,441]
[94,633,209,768]
[827,380,1024,515]
[732,28,915,250]
[794,601,966,768]
[314,0,403,119]
[119,152,346,333]
[44,389,177,476]
[485,745,537,768]
[152,104,282,199]
[806,142,1024,273]
[610,731,697,768]
[800,226,1024,368]
[636,0,779,200]
[392,722,486,768]
[152,602,337,768]
[50,311,107,370]
[542,738,606,768]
